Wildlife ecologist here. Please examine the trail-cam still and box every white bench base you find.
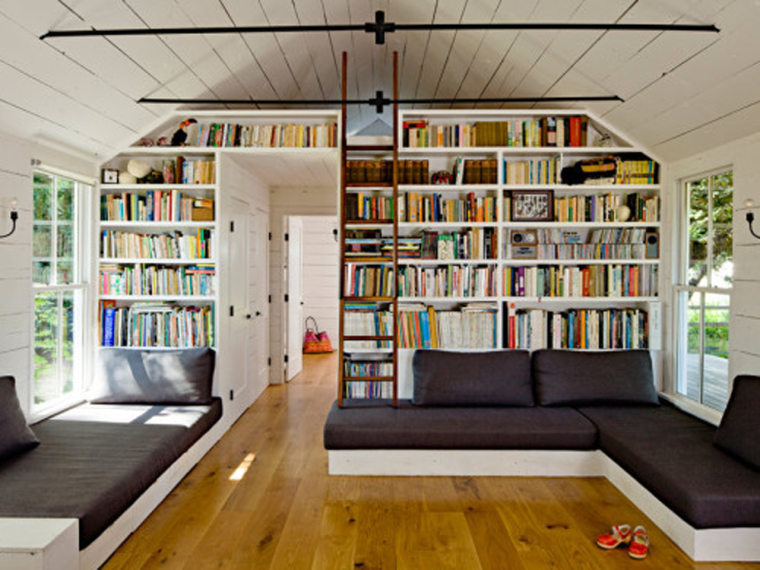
[328,449,760,562]
[0,414,230,570]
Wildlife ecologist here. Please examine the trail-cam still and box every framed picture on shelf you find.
[510,229,538,259]
[511,190,554,222]
[101,168,119,185]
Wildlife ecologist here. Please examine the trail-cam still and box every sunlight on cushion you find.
[52,403,209,428]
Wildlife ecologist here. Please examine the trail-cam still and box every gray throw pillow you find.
[533,349,659,406]
[90,348,215,404]
[0,376,39,461]
[714,375,760,470]
[413,349,534,406]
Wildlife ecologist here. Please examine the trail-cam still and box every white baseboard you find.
[327,448,760,562]
[329,449,604,477]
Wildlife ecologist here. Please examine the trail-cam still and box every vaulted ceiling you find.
[0,0,757,162]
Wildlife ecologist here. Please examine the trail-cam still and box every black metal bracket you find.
[365,10,396,45]
[0,210,17,240]
[369,90,391,113]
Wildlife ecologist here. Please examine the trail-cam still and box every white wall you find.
[300,215,339,353]
[664,130,760,391]
[0,132,97,417]
[269,186,337,384]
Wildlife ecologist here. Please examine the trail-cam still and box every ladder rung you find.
[344,335,394,341]
[343,376,395,382]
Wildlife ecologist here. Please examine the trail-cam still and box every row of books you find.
[342,302,497,350]
[402,193,496,223]
[343,381,393,399]
[343,360,394,377]
[398,265,497,298]
[504,157,561,185]
[526,244,650,260]
[179,159,215,185]
[402,117,589,148]
[615,158,658,185]
[346,160,430,185]
[99,264,215,296]
[100,302,214,347]
[343,304,393,349]
[345,194,393,221]
[504,305,648,350]
[503,265,658,298]
[421,229,497,260]
[100,230,213,260]
[344,264,394,297]
[397,303,498,349]
[101,191,214,222]
[186,122,337,148]
[453,158,498,184]
[533,228,652,244]
[553,193,659,223]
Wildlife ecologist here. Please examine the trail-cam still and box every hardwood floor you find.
[104,354,757,569]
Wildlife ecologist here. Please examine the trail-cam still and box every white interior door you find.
[248,208,269,396]
[226,197,249,400]
[286,216,303,381]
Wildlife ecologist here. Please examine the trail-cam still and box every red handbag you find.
[303,316,332,353]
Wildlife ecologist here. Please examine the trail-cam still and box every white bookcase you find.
[393,109,662,397]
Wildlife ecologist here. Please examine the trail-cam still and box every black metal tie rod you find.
[41,10,719,45]
[139,93,624,114]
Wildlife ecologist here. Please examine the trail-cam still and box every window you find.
[32,170,90,415]
[675,169,732,412]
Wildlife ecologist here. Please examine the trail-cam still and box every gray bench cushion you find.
[0,399,221,548]
[533,350,659,406]
[324,400,597,450]
[413,349,533,406]
[714,375,760,470]
[580,404,760,528]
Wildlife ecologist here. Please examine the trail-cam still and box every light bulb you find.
[9,198,17,210]
[746,198,755,209]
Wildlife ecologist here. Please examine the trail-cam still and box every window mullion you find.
[51,175,58,286]
[706,176,714,288]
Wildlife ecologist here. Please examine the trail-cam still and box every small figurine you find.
[171,118,197,146]
[156,136,169,147]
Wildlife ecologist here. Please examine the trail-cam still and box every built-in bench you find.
[324,349,760,562]
[0,348,224,570]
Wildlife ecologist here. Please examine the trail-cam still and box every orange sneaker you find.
[628,526,649,560]
[596,524,632,549]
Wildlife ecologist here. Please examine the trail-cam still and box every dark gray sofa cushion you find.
[324,399,597,450]
[413,349,533,406]
[0,376,39,461]
[580,404,760,528]
[0,398,222,548]
[90,348,215,404]
[714,375,760,470]
[533,349,658,406]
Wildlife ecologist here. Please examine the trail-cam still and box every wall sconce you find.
[747,198,760,240]
[0,198,18,240]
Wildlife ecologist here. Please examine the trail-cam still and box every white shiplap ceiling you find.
[0,0,758,162]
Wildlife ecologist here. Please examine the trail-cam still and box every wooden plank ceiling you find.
[0,0,755,162]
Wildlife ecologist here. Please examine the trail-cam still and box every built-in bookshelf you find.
[98,146,218,349]
[100,111,339,354]
[387,110,663,397]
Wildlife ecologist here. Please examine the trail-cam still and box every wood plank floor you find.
[104,354,758,569]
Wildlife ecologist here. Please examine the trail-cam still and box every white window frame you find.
[670,167,732,422]
[30,166,93,421]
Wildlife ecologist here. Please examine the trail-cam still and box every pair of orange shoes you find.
[596,524,649,559]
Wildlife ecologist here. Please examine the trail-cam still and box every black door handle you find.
[255,311,261,316]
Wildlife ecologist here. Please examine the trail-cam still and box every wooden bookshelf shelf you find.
[345,219,394,225]
[343,335,394,341]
